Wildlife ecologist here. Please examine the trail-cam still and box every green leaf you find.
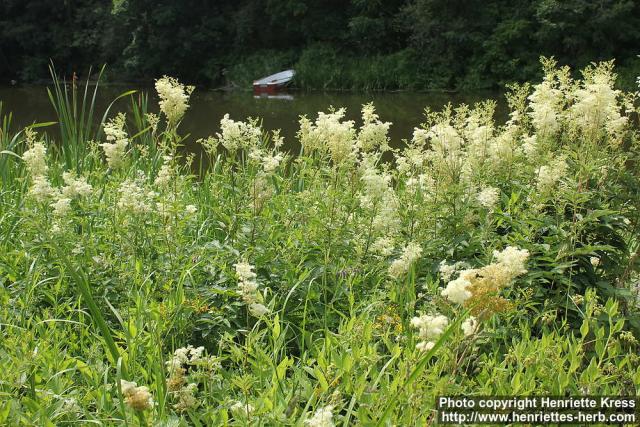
[580,319,589,337]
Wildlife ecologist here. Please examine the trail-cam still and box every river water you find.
[0,85,503,153]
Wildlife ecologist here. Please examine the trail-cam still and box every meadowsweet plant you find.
[441,246,530,316]
[298,107,356,163]
[410,313,449,351]
[356,102,391,152]
[235,260,270,317]
[476,186,499,210]
[217,113,262,152]
[28,174,58,202]
[101,112,129,168]
[155,76,194,128]
[461,316,478,336]
[230,401,255,419]
[439,260,468,282]
[120,380,154,411]
[61,171,92,198]
[388,242,422,278]
[304,405,336,427]
[117,177,155,215]
[535,156,568,192]
[22,136,48,176]
[164,345,220,413]
[154,155,175,188]
[21,132,58,204]
[527,61,564,138]
[0,60,639,426]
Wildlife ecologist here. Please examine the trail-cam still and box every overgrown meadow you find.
[1,59,639,426]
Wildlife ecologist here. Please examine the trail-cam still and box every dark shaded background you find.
[1,0,640,90]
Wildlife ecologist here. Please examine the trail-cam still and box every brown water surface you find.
[0,85,504,153]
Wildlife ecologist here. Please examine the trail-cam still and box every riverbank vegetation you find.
[0,60,639,425]
[2,1,640,90]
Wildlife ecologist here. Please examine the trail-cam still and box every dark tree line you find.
[1,0,639,89]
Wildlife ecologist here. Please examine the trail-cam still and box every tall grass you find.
[47,63,136,170]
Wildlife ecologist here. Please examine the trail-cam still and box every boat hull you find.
[253,82,287,94]
[252,69,294,93]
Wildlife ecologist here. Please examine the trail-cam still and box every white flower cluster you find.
[120,379,154,411]
[411,127,429,147]
[22,140,48,176]
[217,114,262,152]
[117,178,155,215]
[476,186,500,210]
[168,345,205,369]
[427,122,464,155]
[234,261,257,296]
[536,156,568,192]
[441,272,474,305]
[528,61,630,145]
[371,194,401,234]
[528,75,563,136]
[22,137,58,203]
[145,112,160,133]
[51,197,71,217]
[570,66,627,143]
[154,155,174,188]
[48,172,93,221]
[356,103,391,152]
[370,236,395,257]
[461,316,478,337]
[388,242,422,278]
[395,144,429,194]
[387,61,632,210]
[304,405,335,427]
[493,246,530,277]
[22,137,92,220]
[271,129,284,149]
[248,147,284,174]
[357,159,401,245]
[359,164,393,208]
[404,172,431,193]
[101,113,129,169]
[410,313,449,352]
[61,172,92,198]
[359,159,400,238]
[415,116,482,186]
[234,260,269,317]
[261,152,284,173]
[438,260,468,282]
[441,246,530,305]
[520,134,538,157]
[164,345,218,412]
[424,120,467,174]
[464,108,494,149]
[249,174,274,212]
[230,401,255,418]
[173,382,198,412]
[29,175,57,203]
[487,122,517,167]
[155,76,194,126]
[298,108,356,163]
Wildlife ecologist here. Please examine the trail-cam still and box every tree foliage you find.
[1,0,639,89]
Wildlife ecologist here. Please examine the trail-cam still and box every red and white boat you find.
[253,69,295,94]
